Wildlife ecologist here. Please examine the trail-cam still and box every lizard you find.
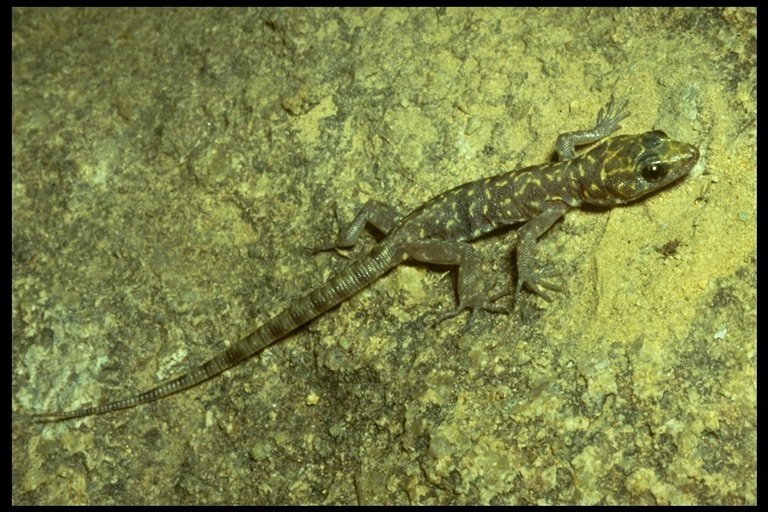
[24,98,700,421]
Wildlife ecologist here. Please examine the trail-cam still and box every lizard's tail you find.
[29,244,402,421]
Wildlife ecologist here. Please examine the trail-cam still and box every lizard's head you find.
[580,131,699,206]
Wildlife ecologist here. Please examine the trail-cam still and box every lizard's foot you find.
[596,98,630,134]
[434,292,509,334]
[311,201,350,254]
[513,269,562,307]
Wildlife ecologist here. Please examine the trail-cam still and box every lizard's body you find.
[28,99,699,421]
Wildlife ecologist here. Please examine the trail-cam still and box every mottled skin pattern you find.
[28,99,699,421]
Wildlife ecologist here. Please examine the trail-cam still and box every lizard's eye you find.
[641,163,667,183]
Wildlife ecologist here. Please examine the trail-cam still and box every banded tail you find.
[29,243,401,421]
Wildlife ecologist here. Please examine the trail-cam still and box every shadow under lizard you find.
[25,99,700,421]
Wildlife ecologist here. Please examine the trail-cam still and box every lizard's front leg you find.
[513,206,568,306]
[555,98,630,160]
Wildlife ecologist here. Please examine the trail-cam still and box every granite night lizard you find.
[26,98,700,421]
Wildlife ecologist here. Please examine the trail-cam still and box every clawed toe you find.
[512,269,563,308]
[527,279,562,302]
[311,242,336,254]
